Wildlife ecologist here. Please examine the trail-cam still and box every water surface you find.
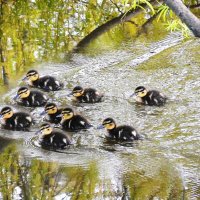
[0,1,200,199]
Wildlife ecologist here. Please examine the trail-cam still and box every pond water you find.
[0,1,200,200]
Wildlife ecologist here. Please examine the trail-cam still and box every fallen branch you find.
[189,3,200,9]
[74,0,159,51]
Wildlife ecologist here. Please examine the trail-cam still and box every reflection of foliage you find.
[124,163,185,199]
[0,0,123,87]
[63,163,99,200]
[0,145,189,199]
[0,0,121,66]
[0,0,199,87]
[0,145,99,199]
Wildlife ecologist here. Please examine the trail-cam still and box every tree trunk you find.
[164,0,200,37]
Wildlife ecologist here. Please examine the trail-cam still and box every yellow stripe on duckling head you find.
[135,86,148,97]
[72,86,84,97]
[40,123,53,135]
[17,87,31,99]
[0,107,13,119]
[61,108,74,120]
[26,70,39,81]
[102,118,116,130]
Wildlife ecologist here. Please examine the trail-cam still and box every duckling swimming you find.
[68,86,103,103]
[0,106,33,131]
[98,118,140,141]
[23,69,63,91]
[36,123,71,149]
[40,103,62,124]
[14,87,48,107]
[130,86,167,106]
[59,107,92,132]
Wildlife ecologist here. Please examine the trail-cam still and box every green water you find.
[0,1,200,199]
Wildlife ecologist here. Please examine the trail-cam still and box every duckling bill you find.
[59,107,92,132]
[130,86,167,106]
[36,123,71,149]
[14,87,48,107]
[40,102,62,124]
[0,106,33,131]
[23,69,63,91]
[98,118,140,141]
[68,86,103,103]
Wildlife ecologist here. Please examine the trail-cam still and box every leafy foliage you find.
[0,0,198,88]
[156,4,191,37]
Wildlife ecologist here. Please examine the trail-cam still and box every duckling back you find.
[3,112,32,131]
[61,115,92,132]
[40,131,71,149]
[108,125,140,141]
[34,76,63,91]
[143,90,167,106]
[77,88,103,103]
[19,91,48,107]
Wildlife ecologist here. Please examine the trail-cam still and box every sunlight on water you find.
[1,35,199,199]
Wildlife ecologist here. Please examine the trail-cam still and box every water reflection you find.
[0,0,121,88]
[0,145,99,199]
[0,145,185,199]
[0,0,169,93]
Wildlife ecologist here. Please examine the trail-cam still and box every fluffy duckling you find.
[130,86,167,106]
[23,69,63,91]
[14,87,48,107]
[36,123,71,149]
[0,106,33,131]
[59,107,92,132]
[68,86,103,103]
[98,118,140,141]
[40,103,62,124]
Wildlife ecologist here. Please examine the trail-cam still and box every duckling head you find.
[0,107,14,119]
[43,103,58,115]
[36,123,53,136]
[98,118,116,130]
[72,86,84,97]
[134,86,148,98]
[61,108,74,120]
[16,87,31,99]
[23,69,39,82]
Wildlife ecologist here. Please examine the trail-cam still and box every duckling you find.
[40,103,62,124]
[14,87,48,107]
[0,106,33,131]
[59,107,92,132]
[68,86,103,103]
[22,69,63,91]
[98,118,140,141]
[130,86,167,106]
[36,123,71,149]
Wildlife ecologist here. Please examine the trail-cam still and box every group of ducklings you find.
[0,69,167,149]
